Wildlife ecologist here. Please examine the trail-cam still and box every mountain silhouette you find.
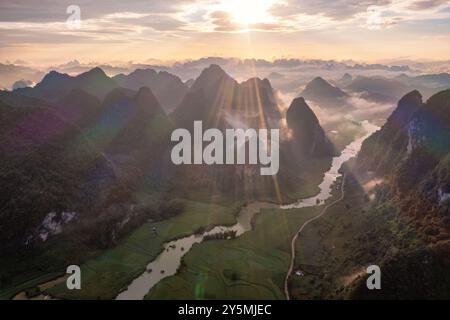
[53,89,102,127]
[302,77,348,108]
[190,64,234,94]
[172,64,281,131]
[286,97,335,158]
[0,85,173,253]
[17,67,118,102]
[113,69,188,112]
[358,88,450,241]
[346,75,410,102]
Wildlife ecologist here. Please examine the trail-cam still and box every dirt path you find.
[284,174,347,300]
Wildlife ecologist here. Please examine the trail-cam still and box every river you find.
[115,202,275,300]
[12,121,378,300]
[281,121,379,209]
[116,120,379,300]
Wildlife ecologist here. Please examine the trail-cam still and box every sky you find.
[0,0,449,66]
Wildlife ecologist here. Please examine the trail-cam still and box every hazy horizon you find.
[2,55,450,70]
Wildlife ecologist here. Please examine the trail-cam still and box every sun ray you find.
[219,0,276,26]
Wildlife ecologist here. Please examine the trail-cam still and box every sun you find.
[221,0,276,26]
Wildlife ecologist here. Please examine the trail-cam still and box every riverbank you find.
[117,202,276,300]
[145,205,323,299]
[44,200,241,300]
[284,174,347,299]
[4,121,377,300]
[145,121,378,300]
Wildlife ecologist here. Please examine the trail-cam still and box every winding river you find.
[282,121,379,209]
[116,120,379,300]
[116,202,275,300]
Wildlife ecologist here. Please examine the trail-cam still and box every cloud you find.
[270,0,450,31]
[209,10,239,31]
[1,0,449,37]
[0,1,193,22]
[113,14,187,31]
[408,0,450,10]
[365,5,399,30]
[270,0,393,20]
[346,94,395,120]
[0,62,44,88]
[207,10,286,32]
[0,0,449,64]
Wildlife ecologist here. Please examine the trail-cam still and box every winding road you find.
[284,174,347,300]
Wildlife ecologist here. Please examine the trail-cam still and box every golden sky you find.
[1,0,449,65]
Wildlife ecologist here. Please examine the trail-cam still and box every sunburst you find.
[220,0,276,26]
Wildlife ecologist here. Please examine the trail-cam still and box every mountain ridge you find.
[302,76,348,108]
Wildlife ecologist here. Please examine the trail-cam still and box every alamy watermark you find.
[366,265,381,290]
[66,5,81,29]
[171,121,280,176]
[66,265,81,290]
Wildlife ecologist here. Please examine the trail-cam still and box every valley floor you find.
[288,168,438,299]
[0,123,367,300]
[145,205,323,299]
[2,200,240,300]
[47,200,242,300]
